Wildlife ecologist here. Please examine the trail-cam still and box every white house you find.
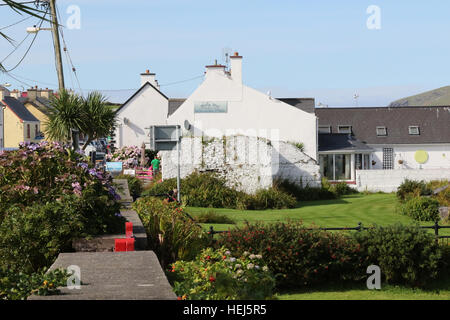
[167,53,319,160]
[114,70,168,148]
[315,106,450,191]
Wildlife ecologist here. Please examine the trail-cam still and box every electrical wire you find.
[3,8,48,72]
[0,15,32,31]
[1,33,30,63]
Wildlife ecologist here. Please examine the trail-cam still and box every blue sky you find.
[1,0,450,105]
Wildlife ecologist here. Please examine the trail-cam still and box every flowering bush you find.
[106,145,149,169]
[133,196,208,269]
[170,247,275,300]
[0,267,69,300]
[0,141,124,273]
[216,222,365,289]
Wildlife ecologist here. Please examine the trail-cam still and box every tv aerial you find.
[353,92,360,106]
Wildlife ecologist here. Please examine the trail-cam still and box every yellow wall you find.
[4,107,40,148]
[24,102,48,139]
[4,107,23,148]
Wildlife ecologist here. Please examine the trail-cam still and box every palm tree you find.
[79,91,117,151]
[44,89,83,143]
[44,90,117,149]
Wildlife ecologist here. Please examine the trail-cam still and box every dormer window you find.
[376,126,387,136]
[318,125,331,134]
[409,126,420,135]
[338,125,352,134]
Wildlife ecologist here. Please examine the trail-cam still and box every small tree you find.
[44,90,116,148]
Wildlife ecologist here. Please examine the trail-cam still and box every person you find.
[151,156,160,177]
[167,188,178,203]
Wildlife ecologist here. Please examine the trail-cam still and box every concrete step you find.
[29,251,176,300]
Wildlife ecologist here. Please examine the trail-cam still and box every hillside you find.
[389,86,450,107]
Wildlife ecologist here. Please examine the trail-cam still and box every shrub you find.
[240,188,296,210]
[399,197,440,222]
[397,179,432,202]
[0,267,69,300]
[143,172,296,210]
[274,179,336,201]
[170,247,275,300]
[216,222,364,288]
[0,197,86,273]
[331,182,358,197]
[194,210,236,225]
[133,197,208,269]
[434,187,450,207]
[0,141,123,234]
[353,224,442,286]
[116,174,143,200]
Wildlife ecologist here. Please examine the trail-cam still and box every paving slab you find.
[29,251,176,300]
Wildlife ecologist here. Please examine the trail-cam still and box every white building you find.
[315,106,450,191]
[114,70,168,148]
[167,53,318,160]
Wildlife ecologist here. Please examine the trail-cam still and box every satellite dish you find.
[123,117,130,125]
[184,120,191,130]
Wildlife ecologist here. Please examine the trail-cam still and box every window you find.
[318,125,331,134]
[382,148,394,170]
[26,124,30,139]
[338,125,352,134]
[319,153,351,180]
[356,154,371,170]
[35,124,38,135]
[409,126,420,135]
[376,126,387,136]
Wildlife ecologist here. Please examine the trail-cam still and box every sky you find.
[1,0,450,105]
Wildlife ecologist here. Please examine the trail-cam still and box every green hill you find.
[389,86,450,107]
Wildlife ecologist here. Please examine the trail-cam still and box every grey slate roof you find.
[168,99,186,116]
[2,96,39,122]
[316,106,450,144]
[319,134,373,152]
[278,98,315,114]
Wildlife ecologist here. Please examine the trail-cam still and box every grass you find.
[276,278,450,300]
[185,193,450,236]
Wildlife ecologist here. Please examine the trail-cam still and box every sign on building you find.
[194,101,228,113]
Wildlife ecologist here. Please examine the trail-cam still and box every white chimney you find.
[205,59,226,78]
[230,52,242,84]
[140,69,158,88]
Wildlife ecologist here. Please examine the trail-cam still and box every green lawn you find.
[185,193,449,236]
[276,280,450,300]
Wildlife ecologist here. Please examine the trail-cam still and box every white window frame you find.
[376,126,387,136]
[338,125,352,134]
[408,126,420,135]
[318,125,331,134]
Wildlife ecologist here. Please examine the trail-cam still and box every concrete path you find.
[29,251,176,300]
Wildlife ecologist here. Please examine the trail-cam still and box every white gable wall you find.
[115,83,168,148]
[167,67,318,160]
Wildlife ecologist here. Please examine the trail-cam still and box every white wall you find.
[369,144,450,170]
[161,136,320,194]
[115,83,168,148]
[356,169,450,192]
[167,63,318,160]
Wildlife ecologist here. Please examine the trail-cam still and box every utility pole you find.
[49,0,65,91]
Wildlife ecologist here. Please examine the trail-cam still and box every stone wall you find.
[356,169,450,193]
[161,135,320,194]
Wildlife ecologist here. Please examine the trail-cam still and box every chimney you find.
[27,87,39,101]
[10,89,20,99]
[40,88,54,99]
[0,86,10,101]
[205,59,226,78]
[230,52,243,84]
[140,69,158,88]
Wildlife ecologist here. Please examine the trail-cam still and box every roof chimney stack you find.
[230,52,243,84]
[140,69,158,88]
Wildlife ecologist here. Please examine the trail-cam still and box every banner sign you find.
[106,162,123,172]
[194,101,228,113]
